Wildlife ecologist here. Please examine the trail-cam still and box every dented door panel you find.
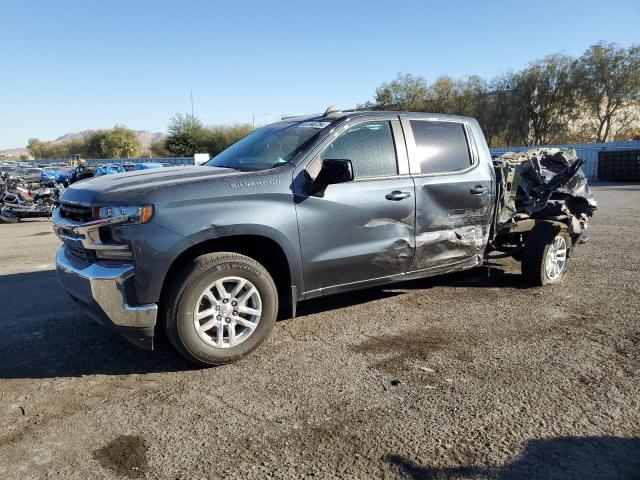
[400,116,495,270]
[412,175,493,269]
[296,177,416,293]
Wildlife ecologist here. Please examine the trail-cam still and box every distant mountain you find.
[0,147,29,158]
[0,129,166,159]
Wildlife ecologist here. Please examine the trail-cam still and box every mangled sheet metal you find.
[494,148,597,236]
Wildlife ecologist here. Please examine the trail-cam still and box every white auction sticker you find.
[297,121,331,129]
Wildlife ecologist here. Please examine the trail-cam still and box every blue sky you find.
[1,0,638,149]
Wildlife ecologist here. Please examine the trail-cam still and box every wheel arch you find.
[159,233,298,318]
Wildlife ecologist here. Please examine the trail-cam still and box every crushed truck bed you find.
[493,148,598,238]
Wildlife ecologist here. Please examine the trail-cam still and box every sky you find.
[1,0,639,150]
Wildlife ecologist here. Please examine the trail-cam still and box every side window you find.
[410,120,472,174]
[321,121,397,178]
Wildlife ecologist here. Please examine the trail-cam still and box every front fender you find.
[186,223,302,284]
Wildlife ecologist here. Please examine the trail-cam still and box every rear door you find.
[401,116,494,271]
[294,116,415,295]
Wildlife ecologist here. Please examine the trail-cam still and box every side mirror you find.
[314,159,354,185]
[305,159,353,197]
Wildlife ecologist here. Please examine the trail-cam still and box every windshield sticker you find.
[297,121,331,129]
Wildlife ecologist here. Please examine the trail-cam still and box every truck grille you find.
[59,202,93,223]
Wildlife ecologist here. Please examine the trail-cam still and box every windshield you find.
[206,121,329,171]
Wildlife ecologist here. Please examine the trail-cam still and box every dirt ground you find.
[0,184,638,480]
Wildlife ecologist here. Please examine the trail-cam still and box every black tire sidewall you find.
[173,257,277,365]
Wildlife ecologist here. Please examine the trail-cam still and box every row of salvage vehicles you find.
[0,161,166,223]
[0,171,66,223]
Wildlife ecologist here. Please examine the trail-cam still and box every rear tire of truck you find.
[164,252,278,366]
[521,222,571,286]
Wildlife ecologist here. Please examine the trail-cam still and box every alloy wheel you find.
[192,276,262,348]
[545,235,567,280]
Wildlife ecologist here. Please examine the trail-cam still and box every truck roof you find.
[280,109,475,124]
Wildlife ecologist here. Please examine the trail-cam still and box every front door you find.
[295,117,416,295]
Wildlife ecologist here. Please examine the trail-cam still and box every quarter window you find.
[321,122,397,178]
[410,120,472,174]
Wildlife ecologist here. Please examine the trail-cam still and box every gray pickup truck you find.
[52,109,596,365]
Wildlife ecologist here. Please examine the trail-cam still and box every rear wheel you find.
[521,223,571,286]
[164,252,278,366]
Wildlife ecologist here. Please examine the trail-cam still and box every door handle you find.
[470,185,487,195]
[385,190,411,201]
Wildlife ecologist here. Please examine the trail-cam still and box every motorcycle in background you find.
[0,172,64,223]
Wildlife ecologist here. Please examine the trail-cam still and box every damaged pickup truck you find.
[52,109,596,365]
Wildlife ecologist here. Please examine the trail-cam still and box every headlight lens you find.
[93,205,154,224]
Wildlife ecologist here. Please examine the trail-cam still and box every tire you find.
[0,208,19,223]
[164,252,278,366]
[521,222,571,286]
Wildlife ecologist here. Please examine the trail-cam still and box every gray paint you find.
[400,115,495,270]
[59,111,497,313]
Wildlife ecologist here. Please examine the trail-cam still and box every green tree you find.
[27,138,72,159]
[203,123,253,156]
[365,42,640,147]
[575,42,640,142]
[510,55,579,145]
[165,113,208,156]
[27,138,46,159]
[373,73,428,111]
[150,138,171,157]
[100,126,142,158]
[82,127,142,158]
[426,76,458,113]
[64,138,86,158]
[84,130,110,158]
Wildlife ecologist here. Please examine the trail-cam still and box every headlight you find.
[93,205,154,224]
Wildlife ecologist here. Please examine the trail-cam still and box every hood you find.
[60,166,245,206]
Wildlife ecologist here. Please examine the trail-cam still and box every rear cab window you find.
[409,120,472,174]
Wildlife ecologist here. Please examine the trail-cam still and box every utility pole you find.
[190,90,194,118]
[252,113,270,129]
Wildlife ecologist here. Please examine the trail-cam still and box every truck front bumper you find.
[55,245,158,350]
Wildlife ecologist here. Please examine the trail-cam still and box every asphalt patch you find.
[93,435,149,478]
[351,326,464,373]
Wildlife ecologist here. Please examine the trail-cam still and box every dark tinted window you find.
[410,120,471,174]
[321,122,397,178]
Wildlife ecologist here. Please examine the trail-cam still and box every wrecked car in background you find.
[51,109,595,366]
[93,164,126,177]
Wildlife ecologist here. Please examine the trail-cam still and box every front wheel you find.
[521,222,571,286]
[164,252,278,366]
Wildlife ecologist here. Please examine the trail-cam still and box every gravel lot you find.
[0,184,638,480]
